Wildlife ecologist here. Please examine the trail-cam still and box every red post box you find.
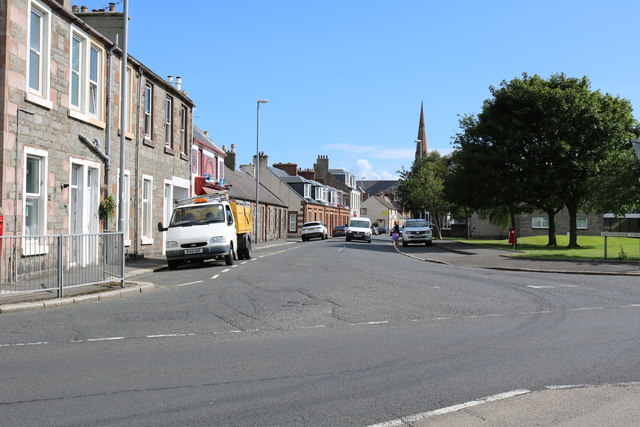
[508,227,517,245]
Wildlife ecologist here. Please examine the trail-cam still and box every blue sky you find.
[84,0,639,179]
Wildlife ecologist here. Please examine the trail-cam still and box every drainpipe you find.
[104,34,119,190]
[133,66,143,257]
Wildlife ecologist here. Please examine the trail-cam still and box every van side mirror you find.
[157,222,167,232]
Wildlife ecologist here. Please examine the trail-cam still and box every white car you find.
[301,221,328,241]
[346,217,372,243]
[401,219,433,247]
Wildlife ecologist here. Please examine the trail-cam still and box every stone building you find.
[0,0,194,258]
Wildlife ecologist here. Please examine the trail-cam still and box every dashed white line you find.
[147,333,196,338]
[0,341,48,347]
[350,321,389,326]
[176,280,204,287]
[569,307,603,311]
[221,268,230,273]
[86,337,125,342]
[211,274,220,279]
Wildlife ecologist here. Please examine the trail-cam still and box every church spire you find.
[415,102,428,160]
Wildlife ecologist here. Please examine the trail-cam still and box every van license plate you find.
[185,248,203,254]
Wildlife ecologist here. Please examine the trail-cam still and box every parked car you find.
[377,226,388,234]
[333,225,348,237]
[346,217,372,243]
[301,221,328,241]
[401,219,433,247]
[370,225,379,235]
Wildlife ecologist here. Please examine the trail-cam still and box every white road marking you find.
[221,269,230,273]
[338,247,345,252]
[560,285,579,288]
[211,274,220,279]
[527,285,555,289]
[176,280,203,287]
[367,389,531,427]
[86,337,125,342]
[231,265,238,268]
[0,341,48,347]
[569,307,603,311]
[622,304,640,308]
[241,261,248,265]
[146,333,196,338]
[350,321,389,326]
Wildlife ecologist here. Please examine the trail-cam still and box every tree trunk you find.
[566,202,580,248]
[465,209,471,240]
[546,209,557,246]
[433,214,442,240]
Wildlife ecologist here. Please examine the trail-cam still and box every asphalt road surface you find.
[1,235,640,426]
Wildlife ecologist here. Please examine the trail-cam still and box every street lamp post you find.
[255,99,268,243]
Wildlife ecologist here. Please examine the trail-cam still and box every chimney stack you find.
[273,163,298,176]
[224,145,237,171]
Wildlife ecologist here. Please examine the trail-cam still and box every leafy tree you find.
[588,146,640,216]
[448,73,637,247]
[397,152,450,239]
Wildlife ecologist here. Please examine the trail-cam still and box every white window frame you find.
[180,106,187,154]
[144,83,153,139]
[289,213,297,232]
[88,44,101,118]
[532,216,549,229]
[69,27,104,122]
[303,184,311,198]
[26,0,52,109]
[165,97,173,147]
[577,217,588,230]
[23,147,49,255]
[141,174,154,244]
[117,169,131,246]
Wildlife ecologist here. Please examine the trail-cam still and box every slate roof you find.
[225,167,286,207]
[193,125,226,155]
[362,180,399,195]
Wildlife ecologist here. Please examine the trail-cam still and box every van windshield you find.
[170,204,225,227]
[405,220,429,228]
[349,220,370,228]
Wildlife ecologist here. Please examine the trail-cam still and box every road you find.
[1,235,640,426]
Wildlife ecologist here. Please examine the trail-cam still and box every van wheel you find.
[225,244,235,266]
[402,241,408,247]
[426,240,432,247]
[167,260,179,270]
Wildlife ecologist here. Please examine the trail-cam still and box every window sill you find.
[142,138,155,148]
[164,146,176,156]
[124,239,131,247]
[180,152,189,161]
[141,237,154,245]
[68,109,105,129]
[25,92,53,110]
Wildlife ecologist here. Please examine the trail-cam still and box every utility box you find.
[508,228,517,244]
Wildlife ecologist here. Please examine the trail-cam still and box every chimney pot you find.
[81,5,88,12]
[203,130,209,136]
[175,76,182,91]
[109,2,116,11]
[167,75,174,86]
[72,5,79,12]
[231,144,236,152]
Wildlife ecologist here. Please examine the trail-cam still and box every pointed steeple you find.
[415,102,428,160]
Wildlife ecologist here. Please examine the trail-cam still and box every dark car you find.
[333,225,348,237]
[377,226,388,234]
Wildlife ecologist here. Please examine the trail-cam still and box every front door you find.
[69,162,99,266]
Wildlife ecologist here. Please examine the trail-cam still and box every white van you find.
[346,217,372,243]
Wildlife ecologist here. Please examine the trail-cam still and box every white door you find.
[69,163,99,266]
[162,183,172,255]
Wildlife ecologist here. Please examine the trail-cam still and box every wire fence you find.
[0,232,124,297]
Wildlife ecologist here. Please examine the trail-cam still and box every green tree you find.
[397,151,450,239]
[448,73,637,247]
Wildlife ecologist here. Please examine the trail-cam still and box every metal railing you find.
[0,232,124,297]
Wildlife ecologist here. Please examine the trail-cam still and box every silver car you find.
[401,219,433,247]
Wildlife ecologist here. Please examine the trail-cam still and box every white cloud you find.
[350,159,399,180]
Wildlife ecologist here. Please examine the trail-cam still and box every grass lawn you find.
[450,235,640,261]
